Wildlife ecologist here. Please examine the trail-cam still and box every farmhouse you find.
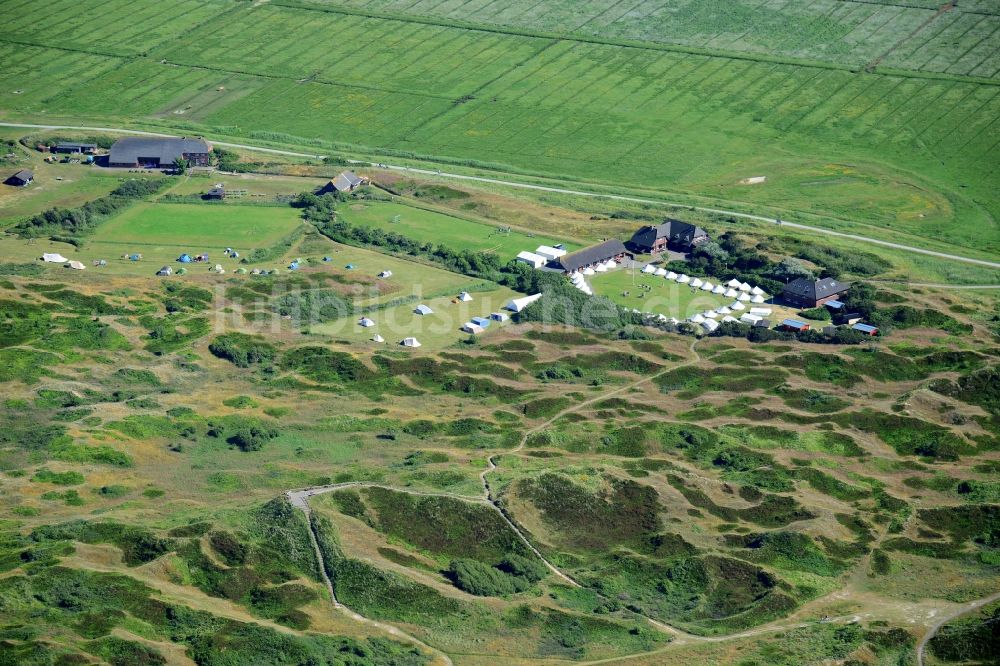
[321,171,370,194]
[53,143,97,154]
[782,277,850,309]
[555,239,628,274]
[108,136,211,168]
[5,169,33,186]
[626,219,709,254]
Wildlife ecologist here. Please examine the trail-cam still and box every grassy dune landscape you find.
[0,3,998,666]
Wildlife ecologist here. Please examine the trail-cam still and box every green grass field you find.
[94,202,303,248]
[0,162,130,225]
[339,201,577,260]
[309,283,520,350]
[0,0,996,255]
[313,239,486,302]
[589,268,746,319]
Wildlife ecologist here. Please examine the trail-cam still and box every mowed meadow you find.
[0,0,998,253]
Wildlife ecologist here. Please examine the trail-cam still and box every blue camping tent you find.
[471,316,491,328]
[288,261,299,270]
[129,254,141,261]
[178,253,193,263]
[345,263,355,270]
[323,256,332,262]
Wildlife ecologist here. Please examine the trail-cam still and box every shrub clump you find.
[208,333,277,368]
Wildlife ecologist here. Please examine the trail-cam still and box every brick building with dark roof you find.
[555,239,629,273]
[781,277,851,309]
[108,136,211,168]
[627,219,709,255]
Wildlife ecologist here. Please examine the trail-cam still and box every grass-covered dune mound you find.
[506,472,820,634]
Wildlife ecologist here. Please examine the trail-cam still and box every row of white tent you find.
[574,258,619,277]
[569,271,593,296]
[640,267,768,298]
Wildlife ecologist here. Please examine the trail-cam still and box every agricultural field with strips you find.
[0,0,996,255]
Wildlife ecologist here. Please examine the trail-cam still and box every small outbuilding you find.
[851,323,879,336]
[779,318,810,332]
[205,184,225,200]
[515,251,548,269]
[534,245,567,261]
[53,143,97,154]
[6,169,33,187]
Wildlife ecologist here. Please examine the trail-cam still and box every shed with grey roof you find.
[5,169,33,186]
[321,170,370,194]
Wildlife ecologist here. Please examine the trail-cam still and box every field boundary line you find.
[865,2,955,71]
[267,0,1000,86]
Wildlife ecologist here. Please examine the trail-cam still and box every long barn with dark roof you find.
[555,239,629,273]
[108,136,211,168]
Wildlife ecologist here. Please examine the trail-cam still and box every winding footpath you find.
[2,121,998,270]
[915,590,1000,666]
[4,120,996,662]
[282,336,999,664]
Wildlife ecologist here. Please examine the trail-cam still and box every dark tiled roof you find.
[12,169,33,180]
[628,219,708,250]
[556,239,628,272]
[782,277,850,300]
[109,136,210,164]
